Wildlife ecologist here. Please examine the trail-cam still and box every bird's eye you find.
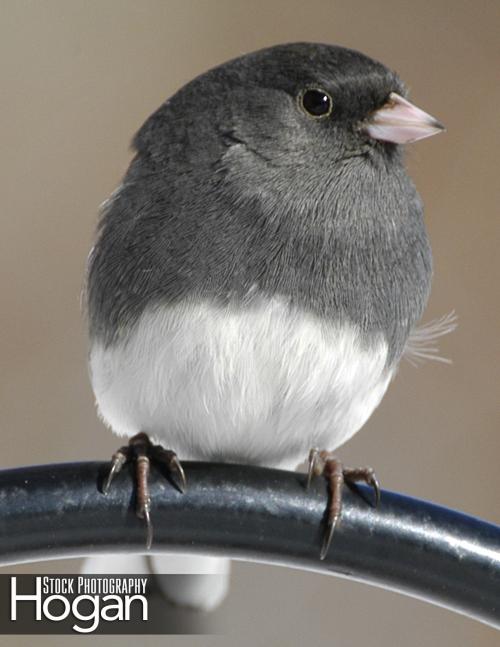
[299,88,333,119]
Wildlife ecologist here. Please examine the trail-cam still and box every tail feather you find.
[82,553,231,612]
[151,554,231,611]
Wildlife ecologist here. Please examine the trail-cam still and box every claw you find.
[102,448,128,494]
[102,434,186,551]
[306,450,381,560]
[170,454,187,493]
[369,473,381,508]
[143,507,153,550]
[320,513,340,560]
[152,446,187,493]
[307,448,319,489]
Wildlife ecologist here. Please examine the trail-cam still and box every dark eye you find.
[299,88,333,118]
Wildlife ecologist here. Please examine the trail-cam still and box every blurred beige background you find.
[0,0,499,645]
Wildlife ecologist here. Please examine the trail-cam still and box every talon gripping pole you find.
[0,462,498,627]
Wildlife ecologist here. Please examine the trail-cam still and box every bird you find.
[85,42,446,610]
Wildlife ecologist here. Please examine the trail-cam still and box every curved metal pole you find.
[0,462,498,627]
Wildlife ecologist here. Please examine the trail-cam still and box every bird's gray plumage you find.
[84,43,440,610]
[86,42,432,365]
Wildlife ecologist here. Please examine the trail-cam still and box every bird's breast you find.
[89,297,393,468]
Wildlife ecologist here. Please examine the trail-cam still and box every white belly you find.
[89,298,392,469]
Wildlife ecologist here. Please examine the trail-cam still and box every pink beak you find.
[362,92,445,144]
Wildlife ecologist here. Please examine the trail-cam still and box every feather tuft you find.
[404,311,458,366]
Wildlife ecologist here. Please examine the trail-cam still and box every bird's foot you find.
[102,432,186,550]
[307,449,380,560]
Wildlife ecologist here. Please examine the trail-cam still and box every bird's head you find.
[133,42,443,209]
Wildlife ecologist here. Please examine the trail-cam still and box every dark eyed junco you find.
[85,42,445,604]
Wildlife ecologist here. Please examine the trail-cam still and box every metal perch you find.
[0,461,498,627]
